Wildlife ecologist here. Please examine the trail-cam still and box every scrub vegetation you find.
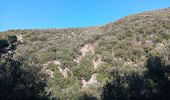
[0,8,170,100]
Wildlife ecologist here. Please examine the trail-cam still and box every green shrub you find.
[73,53,94,80]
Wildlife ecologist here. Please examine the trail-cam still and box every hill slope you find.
[0,8,170,99]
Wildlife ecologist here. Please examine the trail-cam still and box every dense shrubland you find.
[0,8,170,99]
[0,36,48,100]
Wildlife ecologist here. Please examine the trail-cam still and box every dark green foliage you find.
[0,39,9,53]
[73,54,94,80]
[0,37,48,100]
[8,35,17,44]
[101,56,170,100]
[0,60,47,100]
[78,93,98,100]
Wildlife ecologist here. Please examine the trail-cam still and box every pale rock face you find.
[155,43,165,51]
[81,73,99,89]
[45,69,54,79]
[80,44,95,56]
[43,60,71,79]
[41,65,54,80]
[42,60,61,80]
[93,55,102,69]
[43,60,61,67]
[124,61,134,66]
[58,67,71,78]
[16,34,23,42]
[73,43,102,89]
[145,40,154,46]
[74,43,95,64]
[88,73,98,84]
[53,60,61,65]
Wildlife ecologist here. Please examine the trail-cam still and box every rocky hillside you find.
[0,8,170,100]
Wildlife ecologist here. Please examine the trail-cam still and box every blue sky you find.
[0,0,169,31]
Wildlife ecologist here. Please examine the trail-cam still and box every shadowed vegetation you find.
[101,55,170,100]
[0,37,48,100]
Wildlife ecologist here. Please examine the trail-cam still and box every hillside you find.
[0,8,170,100]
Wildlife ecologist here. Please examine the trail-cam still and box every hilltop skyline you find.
[0,0,169,31]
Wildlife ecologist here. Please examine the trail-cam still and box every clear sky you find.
[0,0,169,31]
